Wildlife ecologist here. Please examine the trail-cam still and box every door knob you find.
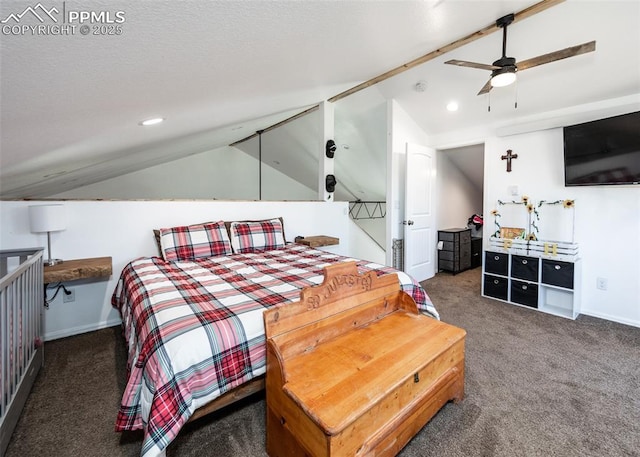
[403,220,414,225]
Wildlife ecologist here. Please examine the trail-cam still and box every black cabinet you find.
[471,237,482,269]
[438,228,471,274]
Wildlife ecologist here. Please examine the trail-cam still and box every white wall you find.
[354,218,385,249]
[53,145,317,201]
[334,93,387,202]
[436,151,483,231]
[260,165,317,201]
[0,200,350,340]
[348,220,386,265]
[233,112,321,200]
[484,130,640,327]
[54,146,256,199]
[387,100,432,267]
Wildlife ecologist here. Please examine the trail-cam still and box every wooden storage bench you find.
[264,262,466,457]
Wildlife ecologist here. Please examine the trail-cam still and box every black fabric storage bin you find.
[510,280,538,308]
[511,255,539,282]
[485,251,508,276]
[484,274,508,300]
[441,241,455,251]
[439,259,454,272]
[438,251,456,261]
[439,231,455,242]
[542,259,574,289]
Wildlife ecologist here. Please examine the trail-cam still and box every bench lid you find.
[282,311,466,434]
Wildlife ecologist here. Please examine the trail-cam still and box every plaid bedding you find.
[111,244,438,457]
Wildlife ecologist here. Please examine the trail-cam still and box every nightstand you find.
[295,236,339,248]
[43,256,113,284]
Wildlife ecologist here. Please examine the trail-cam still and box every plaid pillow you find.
[229,218,285,253]
[160,221,232,261]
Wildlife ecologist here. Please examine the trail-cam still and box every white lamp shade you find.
[491,71,517,88]
[29,204,66,233]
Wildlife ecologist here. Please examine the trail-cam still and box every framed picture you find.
[500,227,526,239]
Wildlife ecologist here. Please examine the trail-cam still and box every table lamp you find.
[29,204,66,266]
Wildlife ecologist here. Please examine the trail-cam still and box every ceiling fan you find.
[445,13,596,95]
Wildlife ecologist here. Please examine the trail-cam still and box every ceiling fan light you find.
[491,70,517,88]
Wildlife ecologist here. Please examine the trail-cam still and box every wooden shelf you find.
[296,235,339,248]
[44,256,112,284]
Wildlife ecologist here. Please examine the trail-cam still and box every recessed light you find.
[139,117,165,126]
[446,101,459,112]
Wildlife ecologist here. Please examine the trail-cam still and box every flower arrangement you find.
[492,196,576,242]
[538,199,576,209]
[491,209,501,237]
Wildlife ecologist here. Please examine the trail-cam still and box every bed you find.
[111,219,438,457]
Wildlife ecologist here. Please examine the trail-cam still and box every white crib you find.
[0,248,44,455]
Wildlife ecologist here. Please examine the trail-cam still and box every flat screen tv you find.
[563,111,640,186]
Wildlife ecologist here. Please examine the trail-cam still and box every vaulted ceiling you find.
[1,0,639,198]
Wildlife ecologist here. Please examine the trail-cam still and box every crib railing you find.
[0,248,44,455]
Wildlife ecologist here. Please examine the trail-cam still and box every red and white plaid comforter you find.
[111,244,437,457]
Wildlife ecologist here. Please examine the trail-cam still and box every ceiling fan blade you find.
[445,59,500,71]
[517,41,596,71]
[477,78,493,95]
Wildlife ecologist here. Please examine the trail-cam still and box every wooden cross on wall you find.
[501,149,518,172]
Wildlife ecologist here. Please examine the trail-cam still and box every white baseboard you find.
[44,318,122,341]
[581,310,640,329]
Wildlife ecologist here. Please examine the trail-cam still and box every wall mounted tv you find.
[563,111,640,186]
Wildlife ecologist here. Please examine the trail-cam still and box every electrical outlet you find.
[63,288,75,303]
[596,277,607,291]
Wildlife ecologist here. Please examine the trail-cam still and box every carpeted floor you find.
[5,268,640,456]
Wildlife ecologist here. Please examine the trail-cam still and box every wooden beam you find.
[230,105,319,147]
[328,0,565,103]
[229,132,258,147]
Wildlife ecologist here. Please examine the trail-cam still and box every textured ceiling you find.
[1,0,639,198]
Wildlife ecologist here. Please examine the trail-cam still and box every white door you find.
[404,143,435,282]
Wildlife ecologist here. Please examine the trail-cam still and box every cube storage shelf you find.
[482,250,581,319]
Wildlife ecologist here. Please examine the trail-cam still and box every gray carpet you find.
[6,268,640,456]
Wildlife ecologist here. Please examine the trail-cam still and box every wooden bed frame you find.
[187,376,265,423]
